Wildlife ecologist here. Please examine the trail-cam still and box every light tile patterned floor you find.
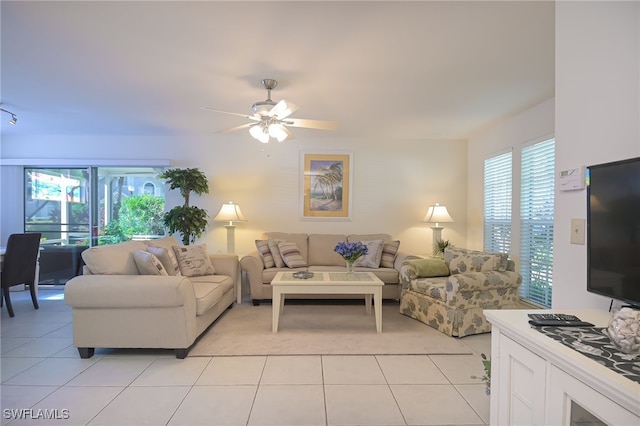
[1,288,491,425]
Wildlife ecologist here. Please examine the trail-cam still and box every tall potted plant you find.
[159,168,209,245]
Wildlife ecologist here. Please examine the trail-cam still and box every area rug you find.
[189,301,473,356]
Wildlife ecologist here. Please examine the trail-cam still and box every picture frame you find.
[300,151,353,220]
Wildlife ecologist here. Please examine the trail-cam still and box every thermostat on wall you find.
[559,166,585,191]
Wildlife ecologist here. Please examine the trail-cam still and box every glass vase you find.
[607,307,640,357]
[346,260,356,274]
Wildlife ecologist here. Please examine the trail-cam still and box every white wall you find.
[468,1,639,310]
[467,99,555,259]
[0,165,26,243]
[0,134,467,256]
[554,1,640,309]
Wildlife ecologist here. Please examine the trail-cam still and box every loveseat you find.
[399,246,522,337]
[64,236,238,359]
[240,232,416,305]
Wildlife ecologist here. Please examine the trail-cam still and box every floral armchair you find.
[399,246,522,337]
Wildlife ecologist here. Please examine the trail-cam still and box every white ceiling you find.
[0,1,555,141]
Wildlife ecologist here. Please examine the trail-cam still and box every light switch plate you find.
[570,218,585,245]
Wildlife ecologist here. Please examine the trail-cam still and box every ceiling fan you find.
[203,79,337,143]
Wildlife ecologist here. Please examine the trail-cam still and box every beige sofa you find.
[240,232,416,305]
[64,237,238,359]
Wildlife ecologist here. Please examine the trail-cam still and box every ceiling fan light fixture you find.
[249,124,270,143]
[268,123,288,142]
[257,132,270,144]
[252,100,276,117]
[204,78,337,145]
[249,124,263,139]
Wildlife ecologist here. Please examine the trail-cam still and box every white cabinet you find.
[494,335,547,425]
[547,366,639,425]
[485,309,640,426]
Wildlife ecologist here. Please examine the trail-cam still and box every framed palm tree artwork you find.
[300,151,352,220]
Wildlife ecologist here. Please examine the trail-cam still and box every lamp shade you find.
[422,203,454,227]
[214,202,247,224]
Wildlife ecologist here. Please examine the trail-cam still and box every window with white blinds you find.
[484,151,512,254]
[520,138,555,307]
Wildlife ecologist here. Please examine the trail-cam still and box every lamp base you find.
[225,225,236,254]
[431,226,444,255]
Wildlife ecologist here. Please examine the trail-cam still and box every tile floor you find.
[1,287,492,426]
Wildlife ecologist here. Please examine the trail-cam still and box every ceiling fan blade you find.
[218,122,254,134]
[268,100,299,119]
[202,107,260,121]
[285,118,338,130]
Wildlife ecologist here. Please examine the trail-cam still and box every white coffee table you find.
[271,271,384,333]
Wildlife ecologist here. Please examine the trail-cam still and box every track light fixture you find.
[0,108,18,125]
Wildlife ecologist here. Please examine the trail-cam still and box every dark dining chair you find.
[1,233,42,317]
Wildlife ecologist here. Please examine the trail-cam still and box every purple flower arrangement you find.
[334,241,368,263]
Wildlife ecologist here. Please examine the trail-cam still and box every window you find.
[483,138,555,308]
[520,139,555,307]
[24,166,166,284]
[484,151,512,254]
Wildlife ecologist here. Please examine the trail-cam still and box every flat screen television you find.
[586,156,640,308]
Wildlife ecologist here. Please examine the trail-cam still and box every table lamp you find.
[422,203,454,254]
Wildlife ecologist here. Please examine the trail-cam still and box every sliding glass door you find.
[93,167,166,244]
[24,166,166,284]
[24,168,90,284]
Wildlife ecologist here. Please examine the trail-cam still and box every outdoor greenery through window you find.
[24,166,166,284]
[520,139,555,307]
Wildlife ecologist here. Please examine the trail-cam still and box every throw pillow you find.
[267,239,285,268]
[444,246,508,274]
[277,240,307,268]
[146,245,182,276]
[255,239,276,268]
[132,249,169,276]
[354,239,384,268]
[403,258,450,277]
[172,244,216,277]
[380,240,401,268]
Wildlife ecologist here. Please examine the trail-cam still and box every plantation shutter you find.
[484,151,512,254]
[520,139,555,307]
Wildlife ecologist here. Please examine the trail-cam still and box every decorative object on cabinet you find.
[606,307,640,356]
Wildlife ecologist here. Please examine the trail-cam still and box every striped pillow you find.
[268,239,285,268]
[380,240,400,268]
[146,245,182,276]
[132,249,169,276]
[277,240,307,268]
[255,240,275,269]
